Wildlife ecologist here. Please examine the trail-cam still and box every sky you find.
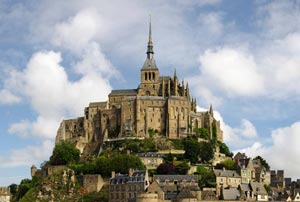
[1,0,300,186]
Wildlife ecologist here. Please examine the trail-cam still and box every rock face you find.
[55,22,223,157]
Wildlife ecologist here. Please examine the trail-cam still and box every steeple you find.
[174,69,177,80]
[141,17,158,71]
[209,104,214,116]
[147,16,154,59]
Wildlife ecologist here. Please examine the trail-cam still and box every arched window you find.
[152,72,155,80]
[145,73,147,80]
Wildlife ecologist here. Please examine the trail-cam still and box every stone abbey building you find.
[55,22,223,153]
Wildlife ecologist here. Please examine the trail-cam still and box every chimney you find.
[111,171,115,178]
[129,168,134,177]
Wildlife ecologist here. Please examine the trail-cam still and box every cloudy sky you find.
[1,0,300,185]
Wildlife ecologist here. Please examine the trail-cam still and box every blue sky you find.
[1,0,300,185]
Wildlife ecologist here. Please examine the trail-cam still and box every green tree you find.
[196,166,216,189]
[216,159,236,170]
[110,154,145,174]
[183,138,200,164]
[199,141,214,163]
[254,156,270,171]
[175,162,190,175]
[49,142,80,165]
[164,153,174,164]
[218,142,233,157]
[195,128,209,139]
[14,179,33,201]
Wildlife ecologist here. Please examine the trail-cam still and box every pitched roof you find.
[223,187,240,200]
[153,175,198,183]
[214,169,241,178]
[109,89,137,96]
[110,170,147,185]
[176,189,196,199]
[141,57,158,70]
[250,181,268,195]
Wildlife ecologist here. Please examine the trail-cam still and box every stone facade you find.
[0,187,10,202]
[271,170,285,192]
[82,174,105,193]
[214,168,241,197]
[137,152,164,170]
[109,169,149,202]
[55,21,223,154]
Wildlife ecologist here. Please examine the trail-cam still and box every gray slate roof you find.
[153,175,198,183]
[137,152,164,158]
[109,89,137,96]
[141,57,158,70]
[214,169,241,178]
[110,170,146,185]
[176,189,196,199]
[223,187,240,200]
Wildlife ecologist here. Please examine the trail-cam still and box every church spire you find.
[147,16,154,59]
[209,104,214,116]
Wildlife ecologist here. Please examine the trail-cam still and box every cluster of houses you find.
[108,152,300,202]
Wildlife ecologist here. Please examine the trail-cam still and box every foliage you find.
[183,138,214,164]
[183,138,200,164]
[254,156,270,171]
[195,128,209,139]
[169,139,184,150]
[112,138,158,153]
[196,166,216,189]
[264,184,272,193]
[148,127,155,138]
[157,163,176,175]
[83,185,109,202]
[164,153,174,164]
[13,179,34,202]
[175,162,190,175]
[9,183,18,196]
[71,154,145,177]
[215,159,236,170]
[199,141,214,162]
[49,142,80,165]
[217,141,233,157]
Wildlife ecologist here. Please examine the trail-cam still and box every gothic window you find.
[145,73,147,81]
[146,91,150,96]
[152,72,155,80]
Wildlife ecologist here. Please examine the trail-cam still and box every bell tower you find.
[139,18,160,96]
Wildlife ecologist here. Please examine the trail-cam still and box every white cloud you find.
[197,12,224,36]
[8,120,31,137]
[235,122,300,179]
[0,89,21,104]
[0,140,53,167]
[8,49,113,139]
[199,47,265,97]
[53,9,101,53]
[197,105,259,149]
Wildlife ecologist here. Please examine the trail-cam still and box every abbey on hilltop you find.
[55,21,223,153]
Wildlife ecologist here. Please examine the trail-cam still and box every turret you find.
[181,79,185,96]
[186,82,190,98]
[174,69,178,96]
[209,104,214,117]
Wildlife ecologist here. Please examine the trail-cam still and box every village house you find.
[109,169,149,202]
[214,168,241,197]
[137,152,164,170]
[146,175,200,201]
